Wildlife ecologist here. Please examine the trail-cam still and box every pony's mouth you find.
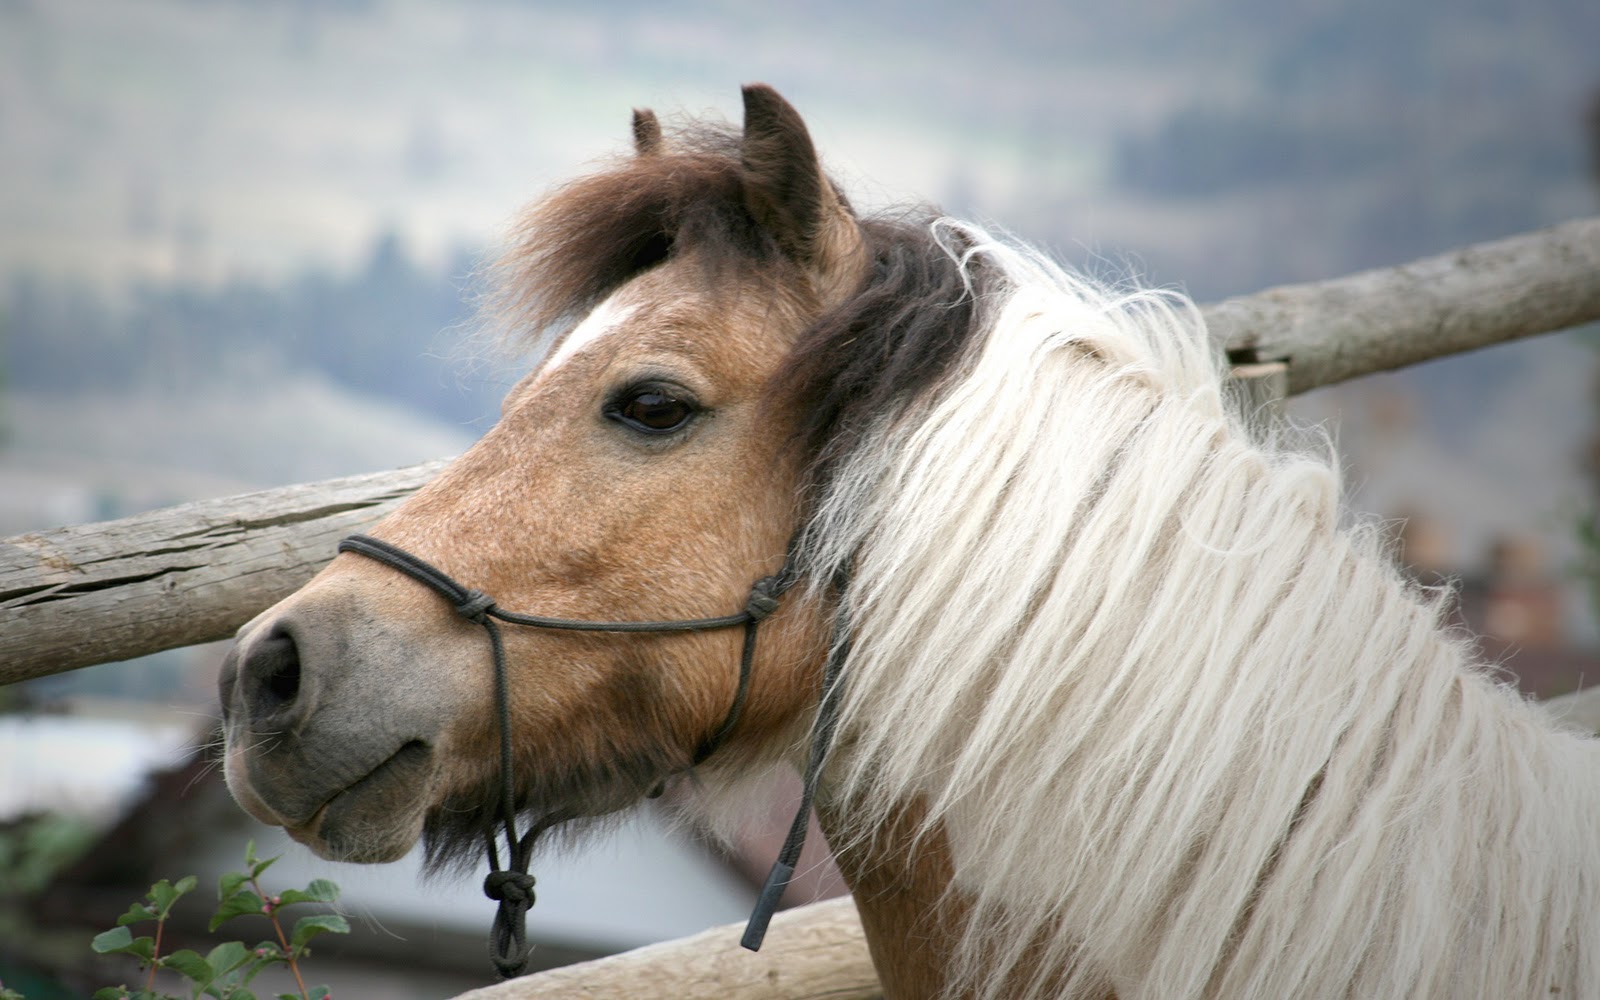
[280,739,436,863]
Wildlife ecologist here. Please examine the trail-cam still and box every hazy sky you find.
[1,0,1145,289]
[11,0,1590,296]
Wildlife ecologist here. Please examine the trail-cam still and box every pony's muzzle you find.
[216,589,462,862]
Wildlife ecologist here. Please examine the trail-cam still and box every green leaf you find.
[159,948,214,985]
[92,925,132,951]
[92,988,128,1000]
[306,877,339,902]
[304,988,333,1000]
[149,876,198,919]
[289,913,349,951]
[91,926,156,961]
[204,941,252,978]
[116,901,158,926]
[207,890,265,933]
[241,839,278,879]
[218,871,247,900]
[276,879,339,906]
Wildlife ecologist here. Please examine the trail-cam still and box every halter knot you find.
[744,576,783,622]
[484,869,536,905]
[454,589,497,623]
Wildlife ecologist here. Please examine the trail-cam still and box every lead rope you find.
[335,534,798,978]
[740,566,851,950]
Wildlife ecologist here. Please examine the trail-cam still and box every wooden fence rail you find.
[455,897,880,1000]
[1209,214,1600,393]
[0,460,449,683]
[3,216,1596,686]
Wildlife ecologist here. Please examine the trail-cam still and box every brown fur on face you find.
[368,255,838,864]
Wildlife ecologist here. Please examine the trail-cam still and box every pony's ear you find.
[632,108,663,156]
[739,84,867,304]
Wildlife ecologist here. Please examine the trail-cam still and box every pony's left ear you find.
[739,84,867,305]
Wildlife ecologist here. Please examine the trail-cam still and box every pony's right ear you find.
[632,108,663,156]
[739,84,867,306]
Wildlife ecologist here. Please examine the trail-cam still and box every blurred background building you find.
[2,0,1598,994]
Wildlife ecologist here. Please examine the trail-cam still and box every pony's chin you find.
[285,812,420,864]
[282,792,428,864]
[271,740,438,864]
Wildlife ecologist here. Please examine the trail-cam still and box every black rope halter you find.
[335,533,843,978]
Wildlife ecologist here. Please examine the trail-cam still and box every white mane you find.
[801,222,1600,999]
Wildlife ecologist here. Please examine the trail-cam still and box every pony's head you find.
[216,86,974,870]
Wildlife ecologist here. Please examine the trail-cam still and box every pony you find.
[217,85,1600,998]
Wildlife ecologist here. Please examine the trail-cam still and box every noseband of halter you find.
[335,533,846,979]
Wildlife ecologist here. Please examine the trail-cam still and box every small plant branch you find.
[252,881,311,1000]
[145,916,164,992]
[81,843,346,1000]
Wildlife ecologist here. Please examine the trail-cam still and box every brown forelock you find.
[489,122,790,345]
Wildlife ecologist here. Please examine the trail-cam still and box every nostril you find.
[262,640,301,703]
[245,626,304,721]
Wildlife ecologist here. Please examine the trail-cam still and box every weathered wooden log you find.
[1205,215,1600,395]
[2,218,1598,684]
[0,460,449,683]
[454,897,879,1000]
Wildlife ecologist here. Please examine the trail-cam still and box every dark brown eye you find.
[607,384,698,435]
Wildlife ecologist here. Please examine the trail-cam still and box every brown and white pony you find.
[219,86,1600,998]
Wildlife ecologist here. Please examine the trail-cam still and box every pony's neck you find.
[817,795,1117,1000]
[818,796,963,997]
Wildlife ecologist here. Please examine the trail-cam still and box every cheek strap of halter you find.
[334,533,820,979]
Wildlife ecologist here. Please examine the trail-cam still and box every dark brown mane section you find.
[776,217,987,485]
[492,123,785,340]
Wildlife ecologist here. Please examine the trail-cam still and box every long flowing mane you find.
[801,230,1600,998]
[488,117,1599,998]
